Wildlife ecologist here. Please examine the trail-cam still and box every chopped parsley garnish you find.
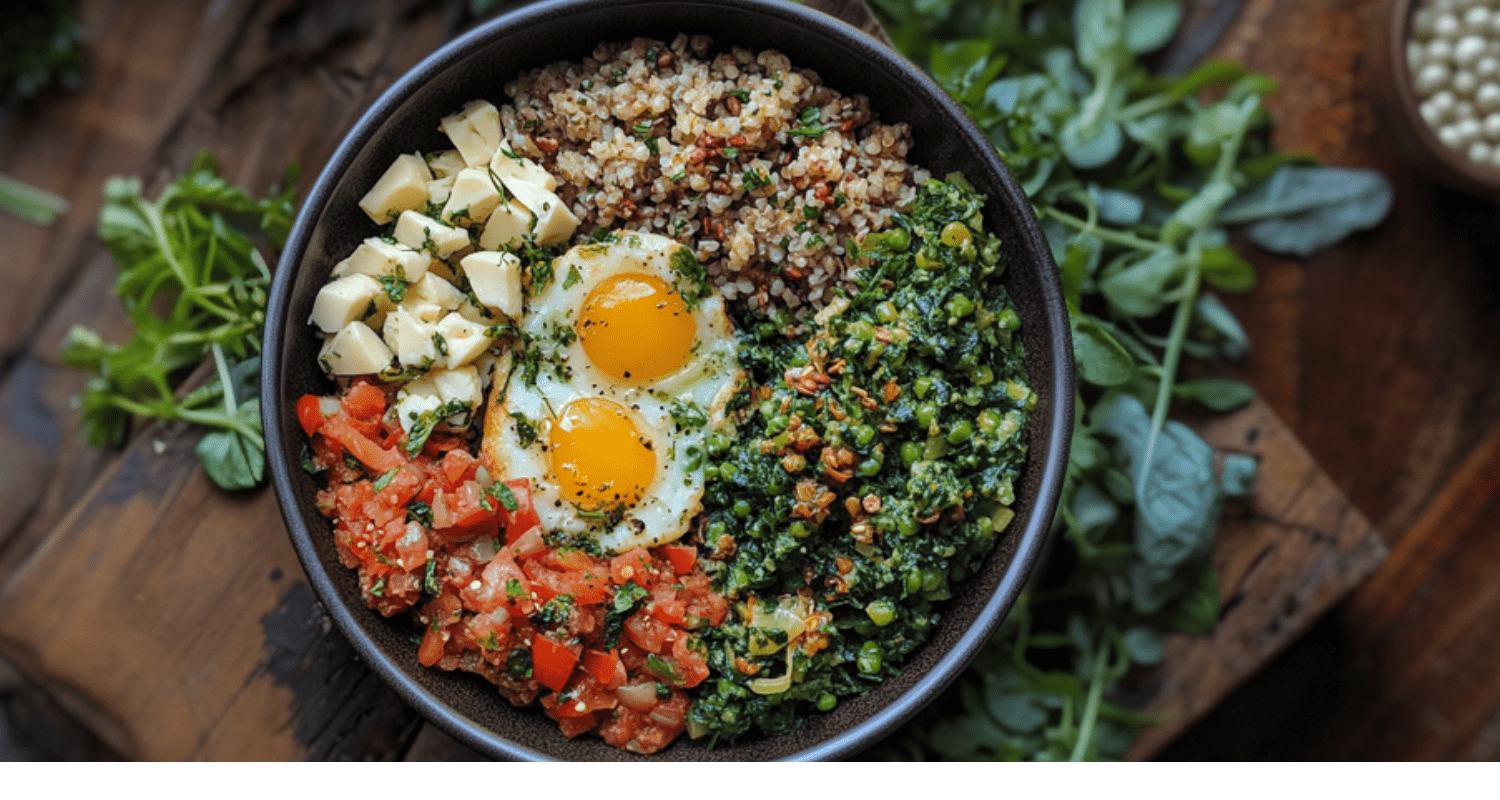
[743,169,772,191]
[486,480,520,512]
[372,468,399,492]
[633,121,653,136]
[721,146,740,160]
[407,500,432,526]
[645,136,659,156]
[513,411,539,447]
[378,274,409,303]
[727,89,750,102]
[423,558,439,595]
[563,264,583,290]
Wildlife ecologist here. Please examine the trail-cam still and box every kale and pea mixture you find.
[689,177,1034,740]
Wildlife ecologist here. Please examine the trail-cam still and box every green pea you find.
[853,619,875,637]
[854,424,876,446]
[708,432,732,451]
[876,301,899,323]
[857,641,884,674]
[915,403,939,429]
[766,414,789,432]
[915,250,941,269]
[900,441,922,466]
[914,376,933,399]
[789,520,812,539]
[977,408,1003,435]
[708,521,727,539]
[971,365,994,385]
[866,600,896,627]
[849,320,875,341]
[897,516,918,536]
[882,227,911,252]
[947,293,975,318]
[921,566,944,594]
[718,462,739,481]
[704,465,721,481]
[733,499,752,518]
[940,221,972,247]
[947,420,973,445]
[816,693,838,712]
[904,569,923,596]
[857,457,882,477]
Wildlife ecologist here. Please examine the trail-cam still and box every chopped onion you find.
[318,397,342,417]
[510,526,545,559]
[431,488,451,529]
[616,680,660,711]
[749,648,799,696]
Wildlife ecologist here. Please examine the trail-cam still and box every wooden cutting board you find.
[0,0,1384,760]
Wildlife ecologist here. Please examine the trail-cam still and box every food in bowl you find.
[294,34,1033,754]
[1407,0,1500,166]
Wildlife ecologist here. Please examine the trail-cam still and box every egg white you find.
[481,231,741,553]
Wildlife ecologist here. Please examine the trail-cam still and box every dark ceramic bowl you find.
[263,0,1072,761]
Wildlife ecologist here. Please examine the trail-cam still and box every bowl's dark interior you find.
[267,0,1070,761]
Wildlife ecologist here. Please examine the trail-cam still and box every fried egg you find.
[481,231,740,553]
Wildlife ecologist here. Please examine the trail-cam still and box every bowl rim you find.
[263,0,1074,761]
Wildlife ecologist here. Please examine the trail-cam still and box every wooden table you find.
[0,0,1488,761]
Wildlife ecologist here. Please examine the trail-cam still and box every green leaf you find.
[1070,313,1135,387]
[1060,117,1124,169]
[1194,293,1250,360]
[1123,0,1182,54]
[1099,247,1182,317]
[1218,166,1394,257]
[1198,245,1256,292]
[1173,377,1254,411]
[195,399,265,491]
[1122,625,1165,665]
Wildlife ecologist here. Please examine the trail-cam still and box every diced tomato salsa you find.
[301,379,728,754]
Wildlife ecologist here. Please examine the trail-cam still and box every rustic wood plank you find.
[1122,397,1385,759]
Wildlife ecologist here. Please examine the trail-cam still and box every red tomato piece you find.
[624,610,671,654]
[342,380,387,419]
[610,548,654,588]
[657,544,697,575]
[418,626,446,667]
[532,634,580,693]
[296,394,327,437]
[581,649,622,687]
[321,415,403,474]
[502,480,540,544]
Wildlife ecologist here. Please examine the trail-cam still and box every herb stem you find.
[1069,630,1111,762]
[1043,207,1160,252]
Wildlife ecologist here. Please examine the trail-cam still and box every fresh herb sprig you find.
[869,0,1391,760]
[62,152,297,490]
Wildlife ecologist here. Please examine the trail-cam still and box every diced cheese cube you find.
[529,193,580,247]
[393,210,471,259]
[348,238,430,283]
[457,299,497,325]
[426,149,468,180]
[436,313,491,369]
[309,273,383,333]
[384,306,440,370]
[322,321,394,375]
[440,100,504,167]
[433,365,483,414]
[441,168,503,226]
[478,200,533,251]
[426,175,455,206]
[358,153,432,224]
[489,150,558,192]
[329,257,354,278]
[400,295,445,325]
[395,374,443,435]
[409,272,465,311]
[461,250,523,320]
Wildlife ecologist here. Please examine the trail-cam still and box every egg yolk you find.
[577,272,695,382]
[548,397,656,511]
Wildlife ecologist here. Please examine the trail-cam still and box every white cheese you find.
[409,272,465,311]
[384,306,440,370]
[426,175,455,206]
[457,299,497,325]
[348,238,430,284]
[460,250,524,320]
[441,167,503,226]
[440,100,504,167]
[395,374,443,435]
[322,321,394,375]
[426,149,468,180]
[399,294,445,325]
[529,192,581,246]
[329,257,354,279]
[309,273,382,333]
[393,210,471,259]
[488,150,559,192]
[433,364,483,413]
[358,153,432,225]
[435,312,491,369]
[478,199,533,251]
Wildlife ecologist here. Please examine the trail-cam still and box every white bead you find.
[1431,89,1459,117]
[1456,100,1477,120]
[1417,62,1454,94]
[1428,38,1454,64]
[1482,112,1500,138]
[1477,82,1500,111]
[1454,69,1480,95]
[1457,116,1483,144]
[1436,13,1462,38]
[1409,42,1428,72]
[1440,124,1466,149]
[1464,6,1490,31]
[1476,56,1500,78]
[1455,35,1488,66]
[1490,12,1500,37]
[1468,141,1493,162]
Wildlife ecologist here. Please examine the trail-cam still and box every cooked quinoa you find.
[496,34,929,311]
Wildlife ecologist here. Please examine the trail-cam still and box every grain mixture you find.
[497,34,928,310]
